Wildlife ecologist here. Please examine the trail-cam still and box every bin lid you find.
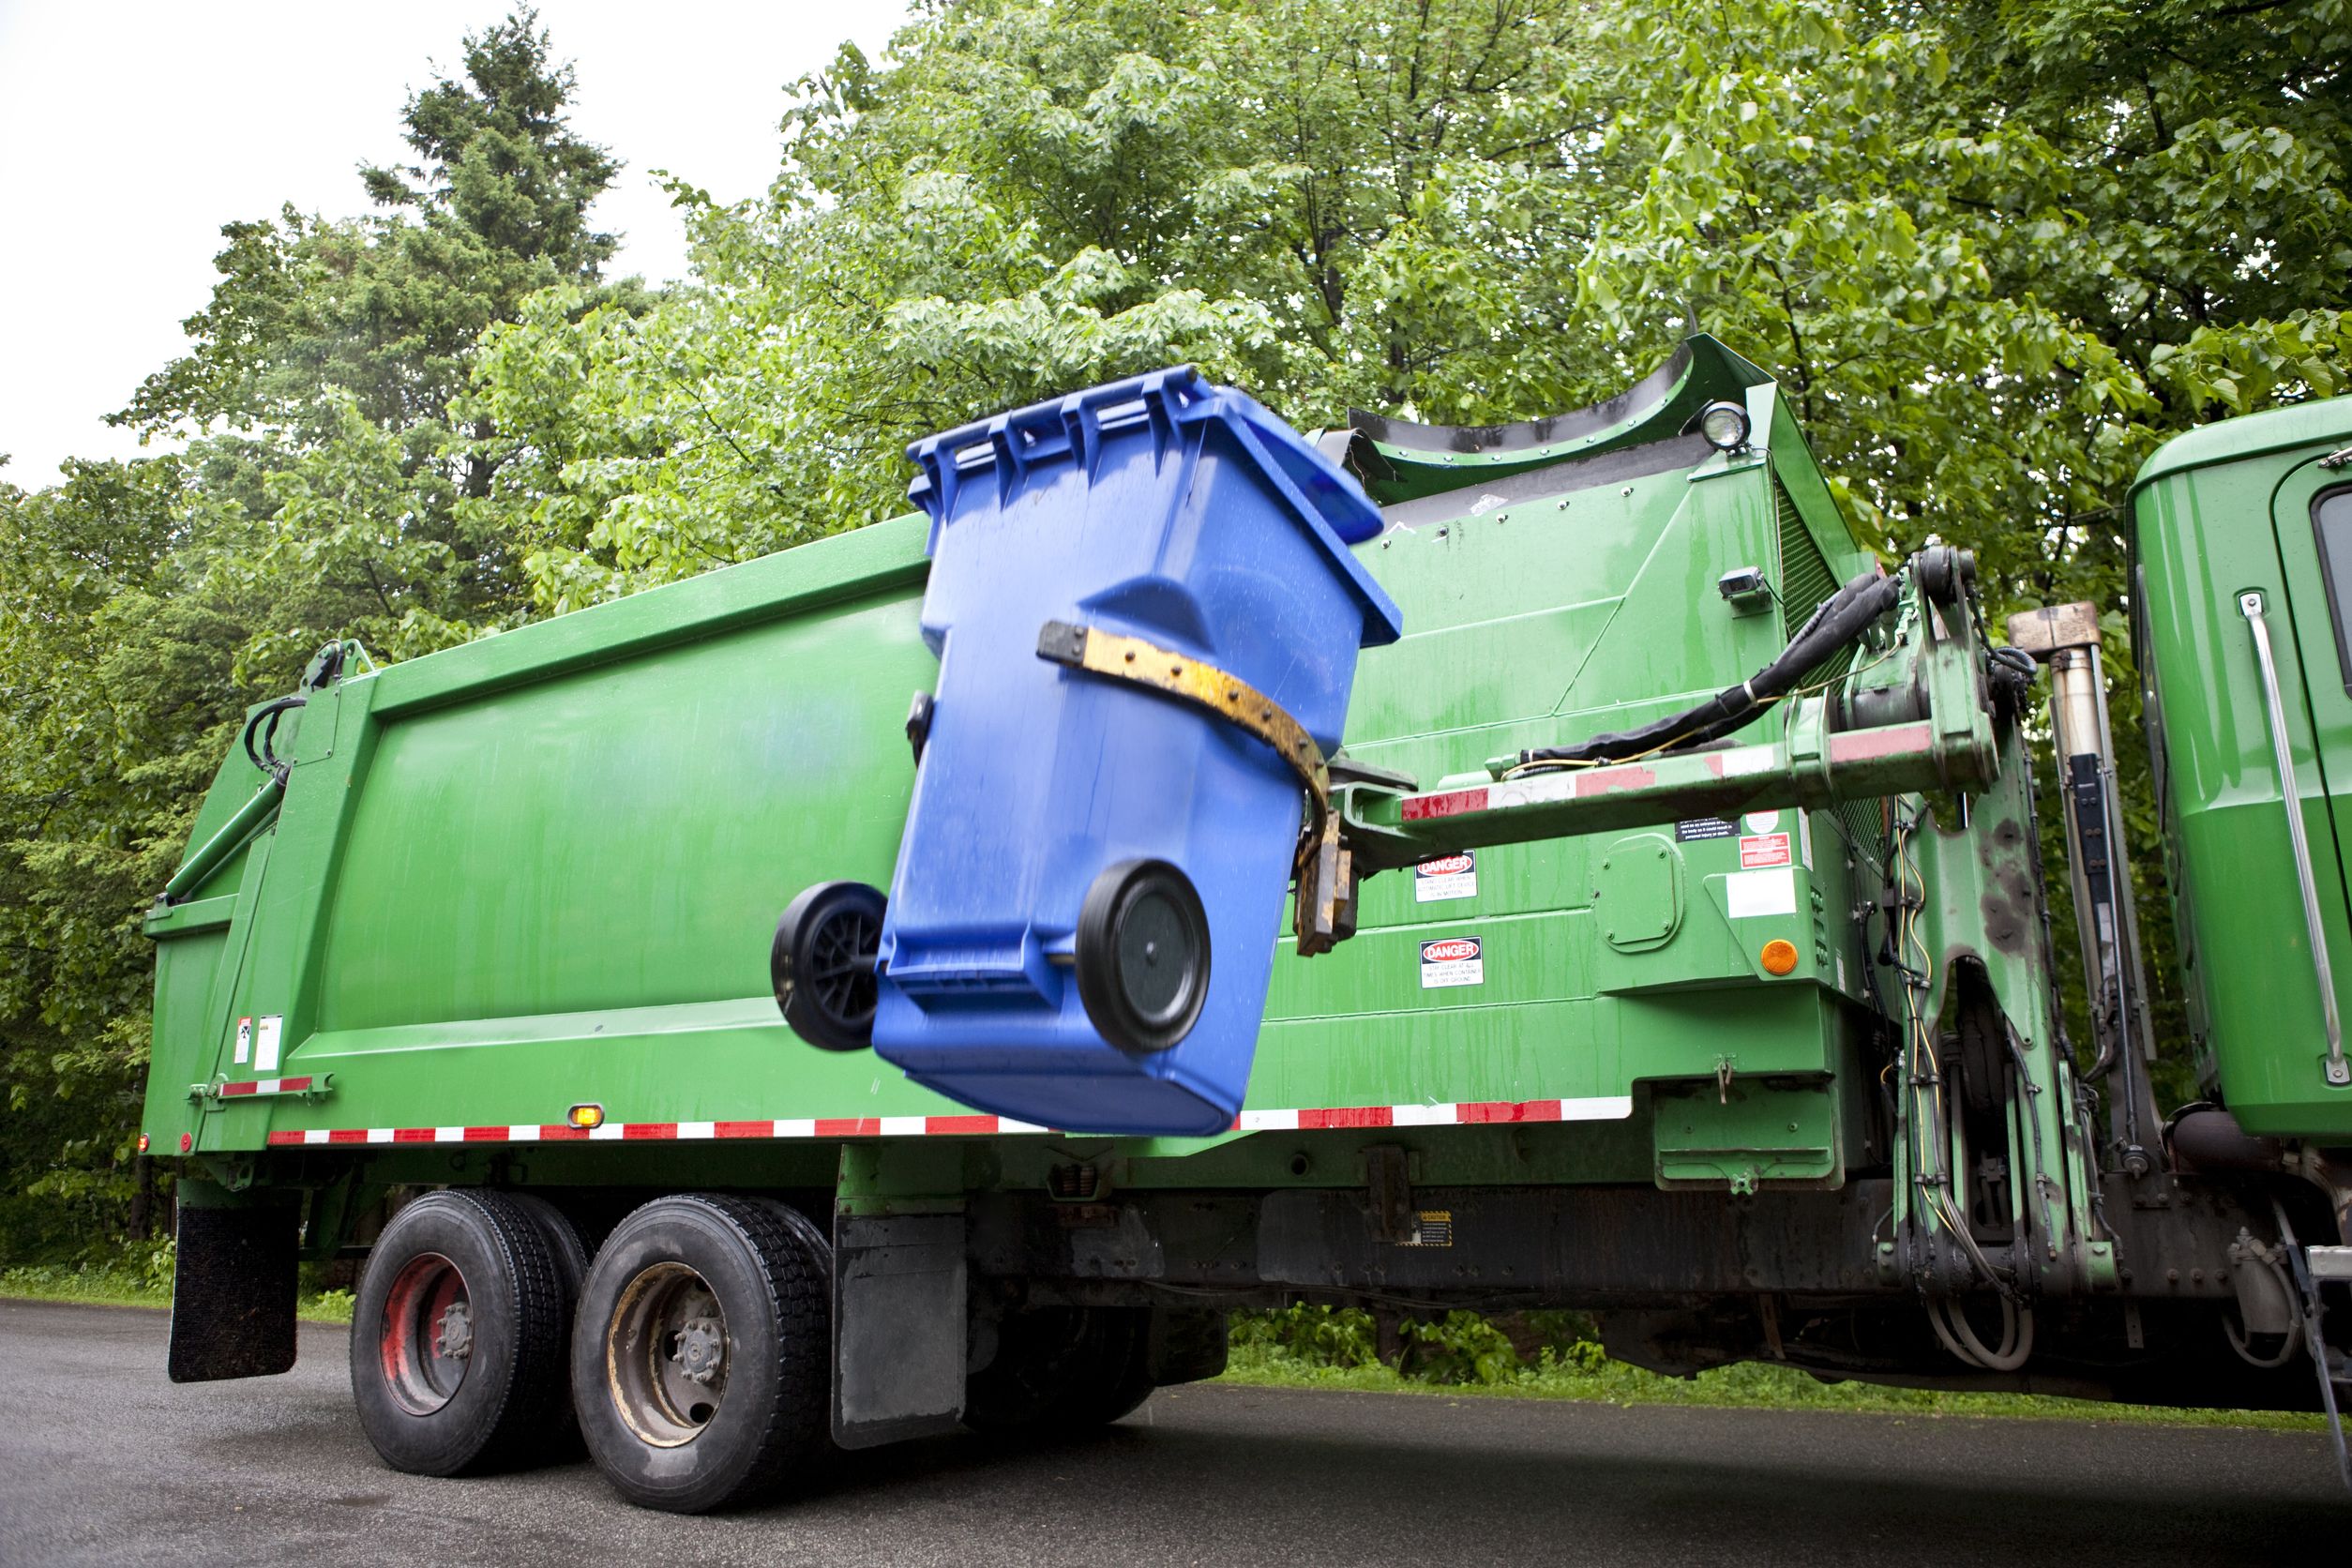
[906,367,1404,649]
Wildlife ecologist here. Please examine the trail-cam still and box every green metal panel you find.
[1257,371,1877,1176]
[2133,400,2352,1137]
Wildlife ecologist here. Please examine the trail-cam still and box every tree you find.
[472,0,1626,607]
[0,10,632,1259]
[123,8,623,446]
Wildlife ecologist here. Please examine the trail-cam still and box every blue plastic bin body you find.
[872,366,1404,1136]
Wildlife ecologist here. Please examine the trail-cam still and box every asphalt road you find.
[4,1299,2345,1567]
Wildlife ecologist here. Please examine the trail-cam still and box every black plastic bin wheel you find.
[772,881,886,1051]
[349,1189,574,1476]
[570,1194,832,1514]
[1075,859,1211,1053]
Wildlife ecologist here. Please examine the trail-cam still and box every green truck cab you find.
[2133,402,2352,1135]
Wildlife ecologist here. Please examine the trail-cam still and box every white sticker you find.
[1414,852,1479,902]
[1419,936,1485,988]
[234,1017,252,1065]
[1837,954,1849,993]
[1739,832,1792,870]
[1741,810,1781,835]
[1726,867,1798,919]
[1798,810,1814,871]
[254,1015,283,1074]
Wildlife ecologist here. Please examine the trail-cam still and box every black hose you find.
[1519,567,1902,766]
[242,695,308,782]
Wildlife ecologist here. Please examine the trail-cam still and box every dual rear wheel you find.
[568,1195,831,1512]
[354,1190,1168,1512]
[348,1189,579,1476]
[353,1190,832,1512]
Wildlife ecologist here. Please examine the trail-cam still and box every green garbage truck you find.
[143,336,2352,1511]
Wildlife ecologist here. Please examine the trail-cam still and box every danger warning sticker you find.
[234,1017,252,1066]
[1420,936,1485,988]
[1739,832,1792,870]
[1414,852,1478,902]
[1675,818,1736,842]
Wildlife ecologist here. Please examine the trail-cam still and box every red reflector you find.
[178,1133,192,1153]
[136,1133,151,1153]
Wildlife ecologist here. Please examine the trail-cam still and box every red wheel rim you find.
[379,1252,472,1415]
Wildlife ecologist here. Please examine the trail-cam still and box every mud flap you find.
[1148,1305,1229,1386]
[168,1189,298,1382]
[831,1212,966,1448]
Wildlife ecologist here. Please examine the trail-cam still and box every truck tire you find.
[571,1194,830,1513]
[350,1188,571,1476]
[501,1192,593,1454]
[962,1305,1155,1433]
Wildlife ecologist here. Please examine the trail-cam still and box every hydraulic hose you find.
[1931,1296,2034,1372]
[1517,567,1902,767]
[242,695,308,783]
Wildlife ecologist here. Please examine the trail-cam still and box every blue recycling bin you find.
[871,366,1404,1135]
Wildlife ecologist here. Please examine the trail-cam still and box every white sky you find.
[0,0,914,490]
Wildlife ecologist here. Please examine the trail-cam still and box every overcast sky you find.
[0,0,913,490]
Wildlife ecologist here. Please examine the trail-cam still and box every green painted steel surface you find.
[141,341,1895,1191]
[2133,397,2352,1137]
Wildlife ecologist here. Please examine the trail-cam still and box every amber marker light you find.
[566,1103,606,1130]
[1759,939,1800,976]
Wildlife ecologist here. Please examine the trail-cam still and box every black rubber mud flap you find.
[1147,1305,1229,1385]
[168,1194,299,1382]
[831,1212,966,1449]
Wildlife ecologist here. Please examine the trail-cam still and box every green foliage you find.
[0,1237,179,1306]
[0,1240,354,1322]
[1218,1309,2324,1429]
[1229,1304,1599,1386]
[5,0,2349,1255]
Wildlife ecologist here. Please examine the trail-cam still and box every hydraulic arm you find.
[1277,547,2111,1312]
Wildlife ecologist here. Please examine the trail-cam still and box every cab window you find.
[2312,488,2352,691]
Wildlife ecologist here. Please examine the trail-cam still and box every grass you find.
[1215,1340,2329,1432]
[1,1259,354,1323]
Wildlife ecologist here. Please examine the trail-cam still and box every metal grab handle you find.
[2239,591,2352,1087]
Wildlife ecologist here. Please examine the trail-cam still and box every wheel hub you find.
[608,1264,732,1448]
[671,1315,725,1386]
[434,1300,474,1361]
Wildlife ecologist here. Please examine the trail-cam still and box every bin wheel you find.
[1076,859,1211,1053]
[571,1194,831,1513]
[350,1189,574,1476]
[962,1305,1155,1433]
[772,881,886,1051]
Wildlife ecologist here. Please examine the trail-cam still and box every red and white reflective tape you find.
[259,1096,1631,1148]
[1235,1096,1632,1131]
[219,1076,315,1097]
[264,1112,1052,1148]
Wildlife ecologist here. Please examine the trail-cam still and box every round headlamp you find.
[1697,400,1752,451]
